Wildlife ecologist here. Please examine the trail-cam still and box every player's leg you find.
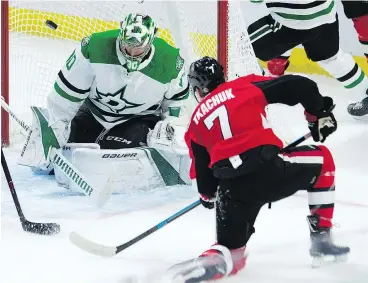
[99,115,160,149]
[247,15,298,61]
[304,17,368,93]
[68,103,104,143]
[340,2,368,118]
[194,177,261,281]
[280,145,350,263]
[302,16,368,118]
[341,0,368,62]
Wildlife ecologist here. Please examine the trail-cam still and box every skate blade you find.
[311,254,348,268]
[351,115,368,122]
[166,259,208,283]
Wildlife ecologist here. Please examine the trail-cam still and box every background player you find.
[172,57,350,282]
[247,0,368,118]
[267,1,368,77]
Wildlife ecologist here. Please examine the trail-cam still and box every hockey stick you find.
[70,199,201,257]
[1,96,115,207]
[281,132,312,152]
[1,148,61,235]
[69,132,312,257]
[1,96,31,132]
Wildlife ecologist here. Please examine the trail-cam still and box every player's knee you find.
[314,145,335,188]
[317,145,335,173]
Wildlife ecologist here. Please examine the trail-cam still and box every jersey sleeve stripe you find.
[266,1,328,10]
[168,85,189,101]
[54,82,84,103]
[58,71,91,94]
[275,1,334,21]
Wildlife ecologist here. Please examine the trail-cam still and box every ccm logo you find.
[106,136,132,144]
[102,153,137,158]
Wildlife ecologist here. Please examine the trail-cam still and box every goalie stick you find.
[1,96,115,207]
[69,132,312,257]
[2,148,60,235]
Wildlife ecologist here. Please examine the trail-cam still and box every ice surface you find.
[2,69,368,282]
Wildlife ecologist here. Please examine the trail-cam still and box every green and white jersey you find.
[255,0,337,30]
[48,29,189,130]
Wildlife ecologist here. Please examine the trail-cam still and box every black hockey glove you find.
[305,96,337,143]
[199,193,216,209]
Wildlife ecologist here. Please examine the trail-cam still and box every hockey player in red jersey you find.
[173,57,350,282]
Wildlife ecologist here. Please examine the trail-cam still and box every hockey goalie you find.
[19,13,197,198]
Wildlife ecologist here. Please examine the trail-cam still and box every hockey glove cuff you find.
[305,97,337,143]
[200,193,216,209]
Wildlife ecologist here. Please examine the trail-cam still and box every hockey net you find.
[1,0,262,146]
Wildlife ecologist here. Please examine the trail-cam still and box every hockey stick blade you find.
[70,200,201,257]
[22,220,61,235]
[69,232,117,257]
[2,149,61,236]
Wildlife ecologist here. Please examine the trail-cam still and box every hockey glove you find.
[305,97,337,143]
[200,193,216,209]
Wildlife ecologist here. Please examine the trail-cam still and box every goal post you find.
[1,0,261,146]
[2,1,10,146]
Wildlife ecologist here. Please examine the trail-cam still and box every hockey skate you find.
[347,92,368,120]
[307,215,350,268]
[165,245,246,283]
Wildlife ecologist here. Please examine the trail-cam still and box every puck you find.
[46,20,58,30]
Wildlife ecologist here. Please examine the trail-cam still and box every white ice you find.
[2,62,368,282]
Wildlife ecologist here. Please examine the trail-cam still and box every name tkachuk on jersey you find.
[186,75,283,168]
[193,89,235,124]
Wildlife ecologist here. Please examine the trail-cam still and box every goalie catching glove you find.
[305,96,337,143]
[146,118,188,155]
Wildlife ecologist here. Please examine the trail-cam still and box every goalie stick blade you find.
[23,221,60,235]
[69,231,117,257]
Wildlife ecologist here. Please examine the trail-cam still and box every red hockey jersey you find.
[185,75,283,178]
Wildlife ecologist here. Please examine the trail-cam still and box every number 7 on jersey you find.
[204,105,233,139]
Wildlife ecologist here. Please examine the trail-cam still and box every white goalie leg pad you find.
[317,49,368,94]
[158,150,191,185]
[18,106,70,174]
[54,143,100,189]
[68,147,166,194]
[66,146,191,195]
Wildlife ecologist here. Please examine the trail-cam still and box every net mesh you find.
[6,0,262,143]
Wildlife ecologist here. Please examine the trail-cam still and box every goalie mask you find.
[188,56,225,102]
[119,13,157,72]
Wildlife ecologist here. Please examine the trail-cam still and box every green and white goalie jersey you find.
[48,29,191,130]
